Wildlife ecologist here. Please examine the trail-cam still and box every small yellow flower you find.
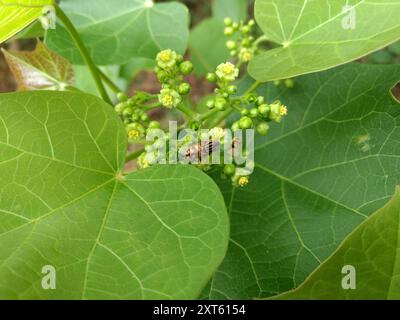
[238,176,249,187]
[128,129,141,140]
[156,49,177,69]
[158,88,182,108]
[280,106,288,116]
[239,48,253,63]
[216,62,239,82]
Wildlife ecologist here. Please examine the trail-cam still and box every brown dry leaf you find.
[1,40,74,91]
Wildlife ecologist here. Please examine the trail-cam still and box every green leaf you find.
[2,40,74,91]
[0,91,228,299]
[272,188,400,299]
[212,0,248,22]
[189,19,230,76]
[0,0,53,44]
[205,63,400,299]
[249,0,400,82]
[45,0,189,66]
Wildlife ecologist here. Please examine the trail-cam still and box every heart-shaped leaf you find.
[0,0,53,44]
[204,63,400,299]
[45,0,189,66]
[249,0,400,82]
[2,40,74,91]
[272,188,400,299]
[0,91,228,299]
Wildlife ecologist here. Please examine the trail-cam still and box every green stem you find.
[243,81,261,96]
[200,108,220,121]
[142,102,162,111]
[97,68,121,94]
[177,103,196,119]
[254,35,269,47]
[55,5,111,104]
[208,108,234,128]
[126,149,144,162]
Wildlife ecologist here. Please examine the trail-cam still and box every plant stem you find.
[208,108,234,128]
[97,68,121,94]
[142,102,162,111]
[244,81,261,96]
[177,103,196,119]
[254,35,269,47]
[55,5,111,104]
[200,108,220,121]
[126,149,144,162]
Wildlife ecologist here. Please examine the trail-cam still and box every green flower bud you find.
[256,122,270,136]
[131,114,140,122]
[232,22,239,30]
[179,61,194,75]
[239,116,253,129]
[240,108,249,116]
[148,121,161,129]
[122,107,133,117]
[157,70,169,83]
[215,98,227,111]
[231,121,240,131]
[222,92,229,99]
[226,40,237,50]
[206,99,215,109]
[206,72,218,83]
[274,80,281,86]
[224,27,234,36]
[115,102,128,115]
[246,94,257,103]
[176,54,184,64]
[117,92,128,102]
[284,78,295,89]
[227,85,237,95]
[178,83,191,95]
[230,50,238,57]
[241,25,251,34]
[258,104,270,117]
[224,17,233,26]
[224,164,236,176]
[249,108,259,118]
[256,96,265,106]
[141,114,149,122]
[248,19,255,27]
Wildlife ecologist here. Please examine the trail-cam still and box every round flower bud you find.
[206,72,217,83]
[240,108,249,116]
[258,104,270,117]
[231,121,240,131]
[115,102,128,115]
[224,164,236,176]
[241,25,251,34]
[249,108,259,118]
[224,17,233,26]
[206,99,215,109]
[256,96,265,106]
[226,40,237,50]
[178,83,191,95]
[122,107,133,117]
[232,22,239,30]
[230,50,238,57]
[284,78,295,89]
[248,19,255,27]
[157,70,169,83]
[239,116,253,129]
[179,61,194,75]
[227,85,237,94]
[215,98,227,111]
[148,121,161,129]
[224,27,234,36]
[141,114,149,122]
[256,122,270,136]
[117,92,128,102]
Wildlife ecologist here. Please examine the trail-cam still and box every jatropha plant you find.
[1,0,400,301]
